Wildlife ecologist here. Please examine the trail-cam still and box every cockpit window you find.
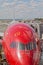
[25,42,36,50]
[26,43,30,50]
[10,42,16,48]
[26,42,36,50]
[26,42,33,50]
[10,41,36,50]
[18,43,25,50]
[18,42,36,50]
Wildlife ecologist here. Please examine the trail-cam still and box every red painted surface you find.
[2,23,41,65]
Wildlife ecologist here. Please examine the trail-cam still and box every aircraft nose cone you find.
[17,51,33,65]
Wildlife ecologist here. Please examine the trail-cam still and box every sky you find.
[0,0,43,19]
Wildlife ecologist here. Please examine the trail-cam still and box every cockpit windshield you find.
[10,41,36,50]
[18,42,36,50]
[18,43,25,50]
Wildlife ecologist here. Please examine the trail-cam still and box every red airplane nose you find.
[2,23,41,65]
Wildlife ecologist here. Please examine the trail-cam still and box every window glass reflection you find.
[10,42,16,48]
[10,41,36,50]
[18,43,25,50]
